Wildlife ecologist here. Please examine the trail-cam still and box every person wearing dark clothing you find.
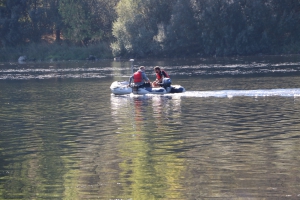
[152,66,170,87]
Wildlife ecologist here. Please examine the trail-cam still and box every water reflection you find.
[1,58,300,199]
[110,95,185,199]
[110,95,300,199]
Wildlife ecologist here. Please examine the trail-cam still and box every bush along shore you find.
[1,42,300,63]
[0,42,113,62]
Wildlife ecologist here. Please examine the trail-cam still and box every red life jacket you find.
[156,70,169,80]
[133,71,142,83]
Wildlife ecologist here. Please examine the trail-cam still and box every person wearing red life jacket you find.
[152,66,170,87]
[128,66,151,87]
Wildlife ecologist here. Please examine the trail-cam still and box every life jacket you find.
[133,71,143,83]
[156,70,169,80]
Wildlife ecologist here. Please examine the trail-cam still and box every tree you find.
[0,0,63,45]
[111,0,173,57]
[233,0,270,55]
[86,0,119,43]
[0,0,28,46]
[26,0,57,43]
[47,0,63,42]
[164,0,199,57]
[270,0,300,52]
[59,0,118,45]
[59,0,93,45]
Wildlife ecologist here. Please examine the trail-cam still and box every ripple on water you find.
[1,59,300,199]
[1,59,300,79]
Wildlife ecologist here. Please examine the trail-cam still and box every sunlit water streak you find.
[1,57,300,79]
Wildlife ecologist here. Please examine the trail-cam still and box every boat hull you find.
[110,81,132,95]
[110,81,185,95]
[168,85,186,93]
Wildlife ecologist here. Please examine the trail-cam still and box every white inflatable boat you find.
[110,78,185,95]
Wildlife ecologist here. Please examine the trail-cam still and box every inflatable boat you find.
[110,78,185,95]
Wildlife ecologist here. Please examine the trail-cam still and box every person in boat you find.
[152,66,170,87]
[128,66,151,87]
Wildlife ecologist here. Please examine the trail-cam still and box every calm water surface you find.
[1,56,300,199]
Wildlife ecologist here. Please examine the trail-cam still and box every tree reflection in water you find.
[110,95,185,199]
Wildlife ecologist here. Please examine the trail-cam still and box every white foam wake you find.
[166,88,300,98]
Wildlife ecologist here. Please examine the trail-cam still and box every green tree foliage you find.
[163,0,199,56]
[112,0,300,57]
[46,0,62,42]
[27,0,59,43]
[0,0,118,47]
[59,0,93,45]
[111,0,173,57]
[58,0,119,45]
[0,0,300,57]
[0,0,61,45]
[271,0,300,51]
[0,0,28,46]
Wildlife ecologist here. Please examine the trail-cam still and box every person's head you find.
[139,66,145,72]
[154,66,161,73]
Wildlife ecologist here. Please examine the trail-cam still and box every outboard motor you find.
[162,78,172,88]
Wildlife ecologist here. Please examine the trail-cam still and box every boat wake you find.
[163,88,300,98]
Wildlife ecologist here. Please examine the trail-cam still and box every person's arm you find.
[162,71,168,78]
[142,72,150,83]
[128,75,133,85]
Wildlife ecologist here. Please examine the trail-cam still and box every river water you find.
[1,55,300,199]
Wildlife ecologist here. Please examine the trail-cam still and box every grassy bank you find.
[0,42,113,62]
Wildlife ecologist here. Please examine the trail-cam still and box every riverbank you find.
[0,42,113,62]
[1,42,300,63]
